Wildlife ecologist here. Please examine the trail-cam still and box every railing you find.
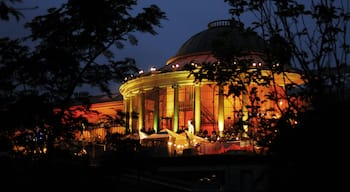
[207,19,242,29]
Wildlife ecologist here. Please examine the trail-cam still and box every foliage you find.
[224,0,349,101]
[223,0,350,153]
[186,0,349,152]
[0,38,30,96]
[24,0,166,102]
[0,0,167,155]
[0,0,24,21]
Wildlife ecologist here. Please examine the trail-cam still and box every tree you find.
[222,0,349,149]
[205,0,348,190]
[0,0,167,156]
[0,0,24,21]
[185,0,349,156]
[24,1,166,95]
[184,19,302,152]
[22,0,165,132]
[225,0,349,101]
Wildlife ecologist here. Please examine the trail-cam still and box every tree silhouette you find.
[222,0,349,150]
[218,0,349,190]
[185,1,348,158]
[0,0,24,21]
[0,0,167,156]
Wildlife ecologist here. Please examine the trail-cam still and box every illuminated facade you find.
[119,20,304,137]
[64,94,125,141]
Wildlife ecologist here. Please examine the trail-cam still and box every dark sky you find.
[0,0,240,95]
[121,0,232,71]
[0,0,233,70]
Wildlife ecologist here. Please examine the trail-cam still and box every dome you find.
[167,20,266,65]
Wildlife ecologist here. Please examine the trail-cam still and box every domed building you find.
[119,19,304,140]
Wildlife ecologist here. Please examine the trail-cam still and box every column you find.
[138,91,145,132]
[124,97,130,134]
[194,83,201,134]
[153,87,160,133]
[172,84,179,133]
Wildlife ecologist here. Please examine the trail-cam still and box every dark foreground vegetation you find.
[1,145,344,192]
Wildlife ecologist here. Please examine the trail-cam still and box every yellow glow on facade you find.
[116,20,306,138]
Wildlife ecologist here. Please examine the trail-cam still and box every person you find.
[187,120,194,135]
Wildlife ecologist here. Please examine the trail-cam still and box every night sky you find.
[0,0,249,95]
[122,0,233,71]
[1,0,234,69]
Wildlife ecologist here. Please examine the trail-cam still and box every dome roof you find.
[170,20,266,61]
[127,19,302,86]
